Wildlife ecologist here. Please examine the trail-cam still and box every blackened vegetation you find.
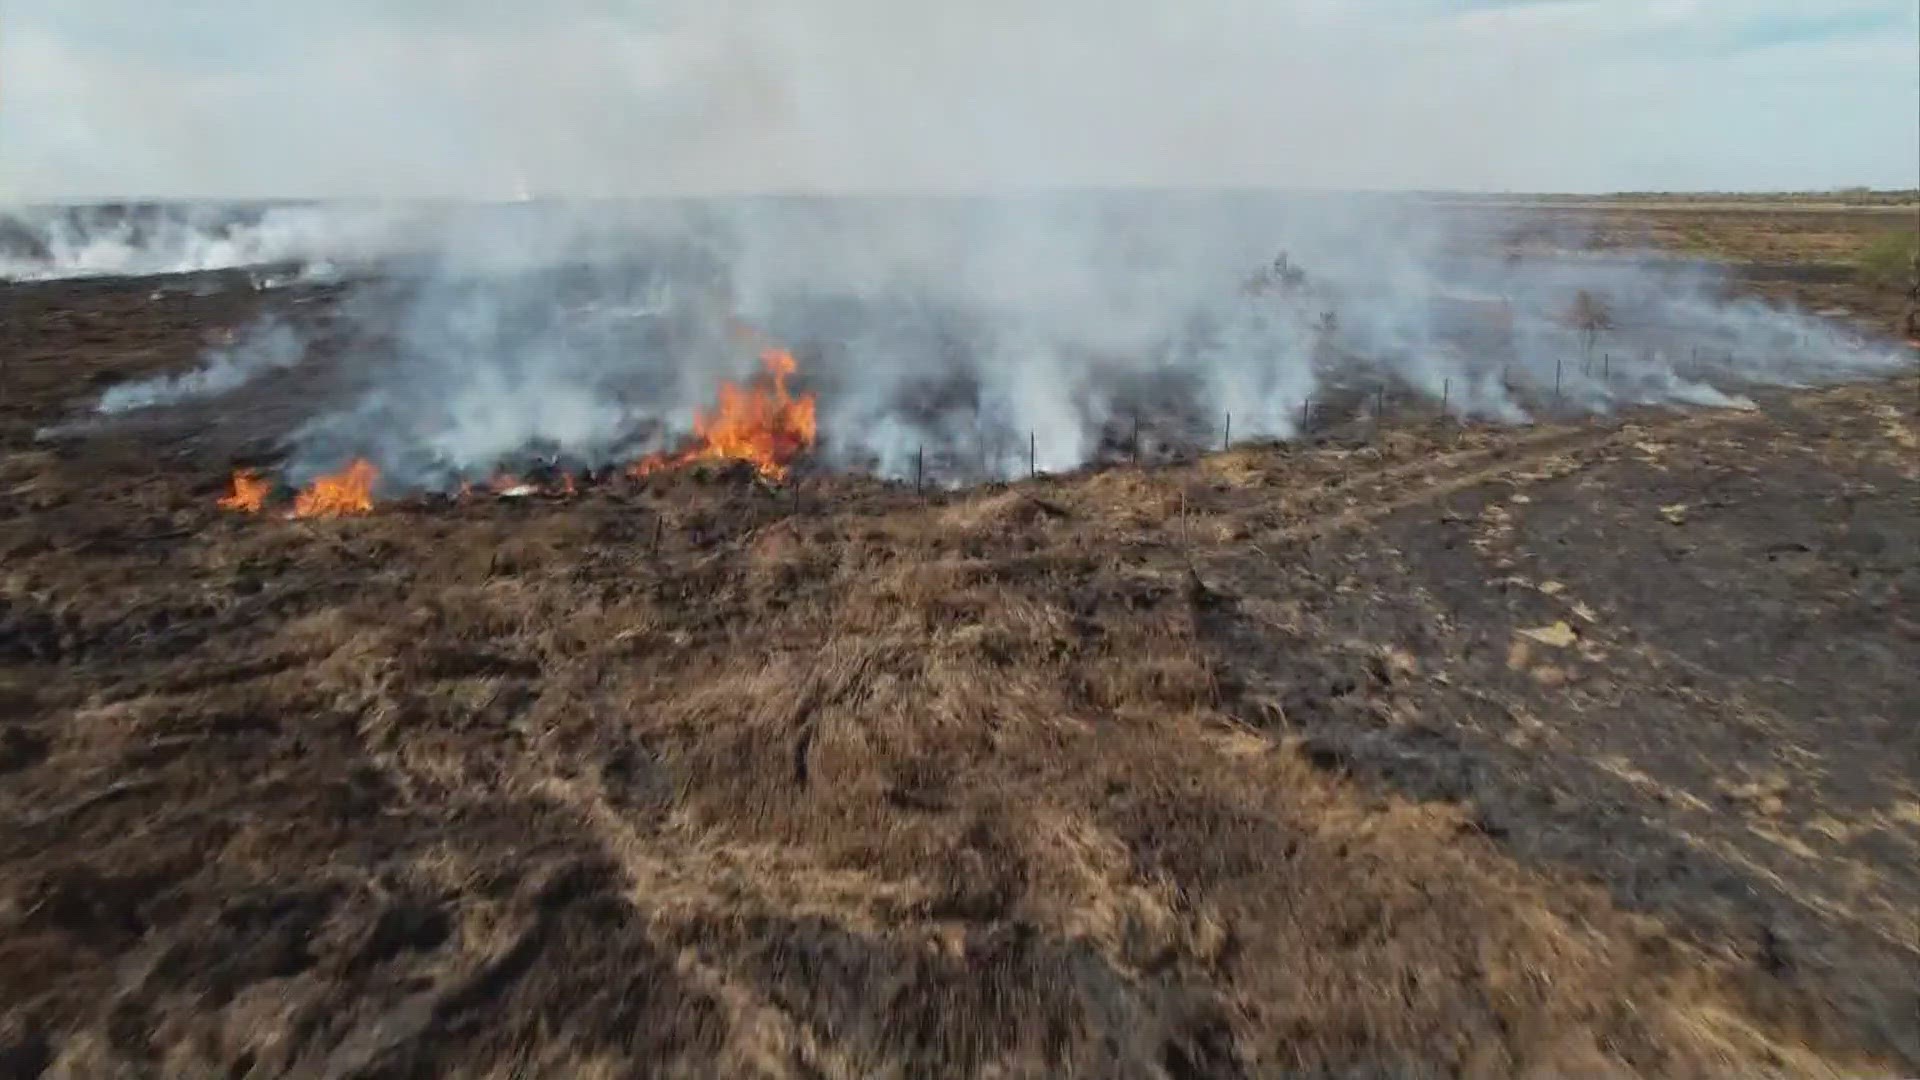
[1,213,1918,1077]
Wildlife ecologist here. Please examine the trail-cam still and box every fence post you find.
[1029,430,1036,479]
[1377,383,1387,418]
[1132,412,1141,466]
[1301,396,1311,431]
[1441,378,1449,419]
[1554,356,1562,407]
[1223,412,1231,451]
[915,446,923,495]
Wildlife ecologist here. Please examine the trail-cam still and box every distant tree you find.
[1316,310,1339,334]
[1566,289,1615,358]
[1242,250,1309,297]
[1272,252,1308,293]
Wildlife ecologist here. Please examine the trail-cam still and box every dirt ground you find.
[1,208,1917,1078]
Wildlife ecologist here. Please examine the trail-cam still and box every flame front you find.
[633,347,818,480]
[291,459,378,518]
[217,341,812,515]
[217,470,270,513]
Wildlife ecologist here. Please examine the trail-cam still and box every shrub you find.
[1856,230,1918,287]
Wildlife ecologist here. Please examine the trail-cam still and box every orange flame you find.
[217,469,271,513]
[632,347,818,481]
[292,459,378,519]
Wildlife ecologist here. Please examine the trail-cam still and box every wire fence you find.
[773,342,1920,509]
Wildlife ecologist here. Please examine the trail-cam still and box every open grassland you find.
[1,205,1916,1077]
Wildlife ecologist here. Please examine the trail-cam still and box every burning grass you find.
[215,468,270,513]
[9,371,1920,1075]
[289,457,379,518]
[219,457,379,519]
[7,218,1920,1076]
[632,347,818,482]
[215,343,820,518]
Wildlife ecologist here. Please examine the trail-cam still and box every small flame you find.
[632,347,818,481]
[292,459,378,519]
[217,469,271,513]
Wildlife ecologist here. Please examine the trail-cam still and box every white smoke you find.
[95,319,307,414]
[148,195,1896,491]
[51,2,1915,488]
[0,202,433,282]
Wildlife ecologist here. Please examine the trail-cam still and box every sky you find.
[3,0,1915,198]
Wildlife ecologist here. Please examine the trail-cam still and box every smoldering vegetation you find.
[67,194,1911,492]
[6,259,1918,1072]
[93,318,309,414]
[0,201,431,283]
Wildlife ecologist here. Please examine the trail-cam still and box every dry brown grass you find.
[17,429,1874,1075]
[3,239,1918,1076]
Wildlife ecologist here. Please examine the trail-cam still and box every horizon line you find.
[5,186,1918,207]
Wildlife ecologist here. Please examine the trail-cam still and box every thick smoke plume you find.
[0,202,428,281]
[95,195,1900,493]
[50,2,1915,489]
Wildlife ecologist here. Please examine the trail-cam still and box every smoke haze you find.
[4,0,1914,197]
[95,317,308,414]
[12,2,1914,488]
[0,203,427,281]
[58,194,1910,491]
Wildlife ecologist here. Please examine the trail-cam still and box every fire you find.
[457,471,575,500]
[632,347,818,481]
[291,458,378,519]
[217,469,271,513]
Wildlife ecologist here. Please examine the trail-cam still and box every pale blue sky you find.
[4,0,1915,197]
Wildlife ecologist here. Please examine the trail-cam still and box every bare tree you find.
[1566,289,1615,359]
[1273,251,1308,293]
[1242,250,1309,297]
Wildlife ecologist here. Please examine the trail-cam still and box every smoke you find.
[12,2,1913,197]
[94,318,309,414]
[107,193,1893,492]
[0,202,433,281]
[48,3,1915,488]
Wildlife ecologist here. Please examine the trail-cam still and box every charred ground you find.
[1,206,1917,1077]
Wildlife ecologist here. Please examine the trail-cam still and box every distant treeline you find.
[1435,190,1920,207]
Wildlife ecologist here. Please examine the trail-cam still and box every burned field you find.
[2,207,1918,1077]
